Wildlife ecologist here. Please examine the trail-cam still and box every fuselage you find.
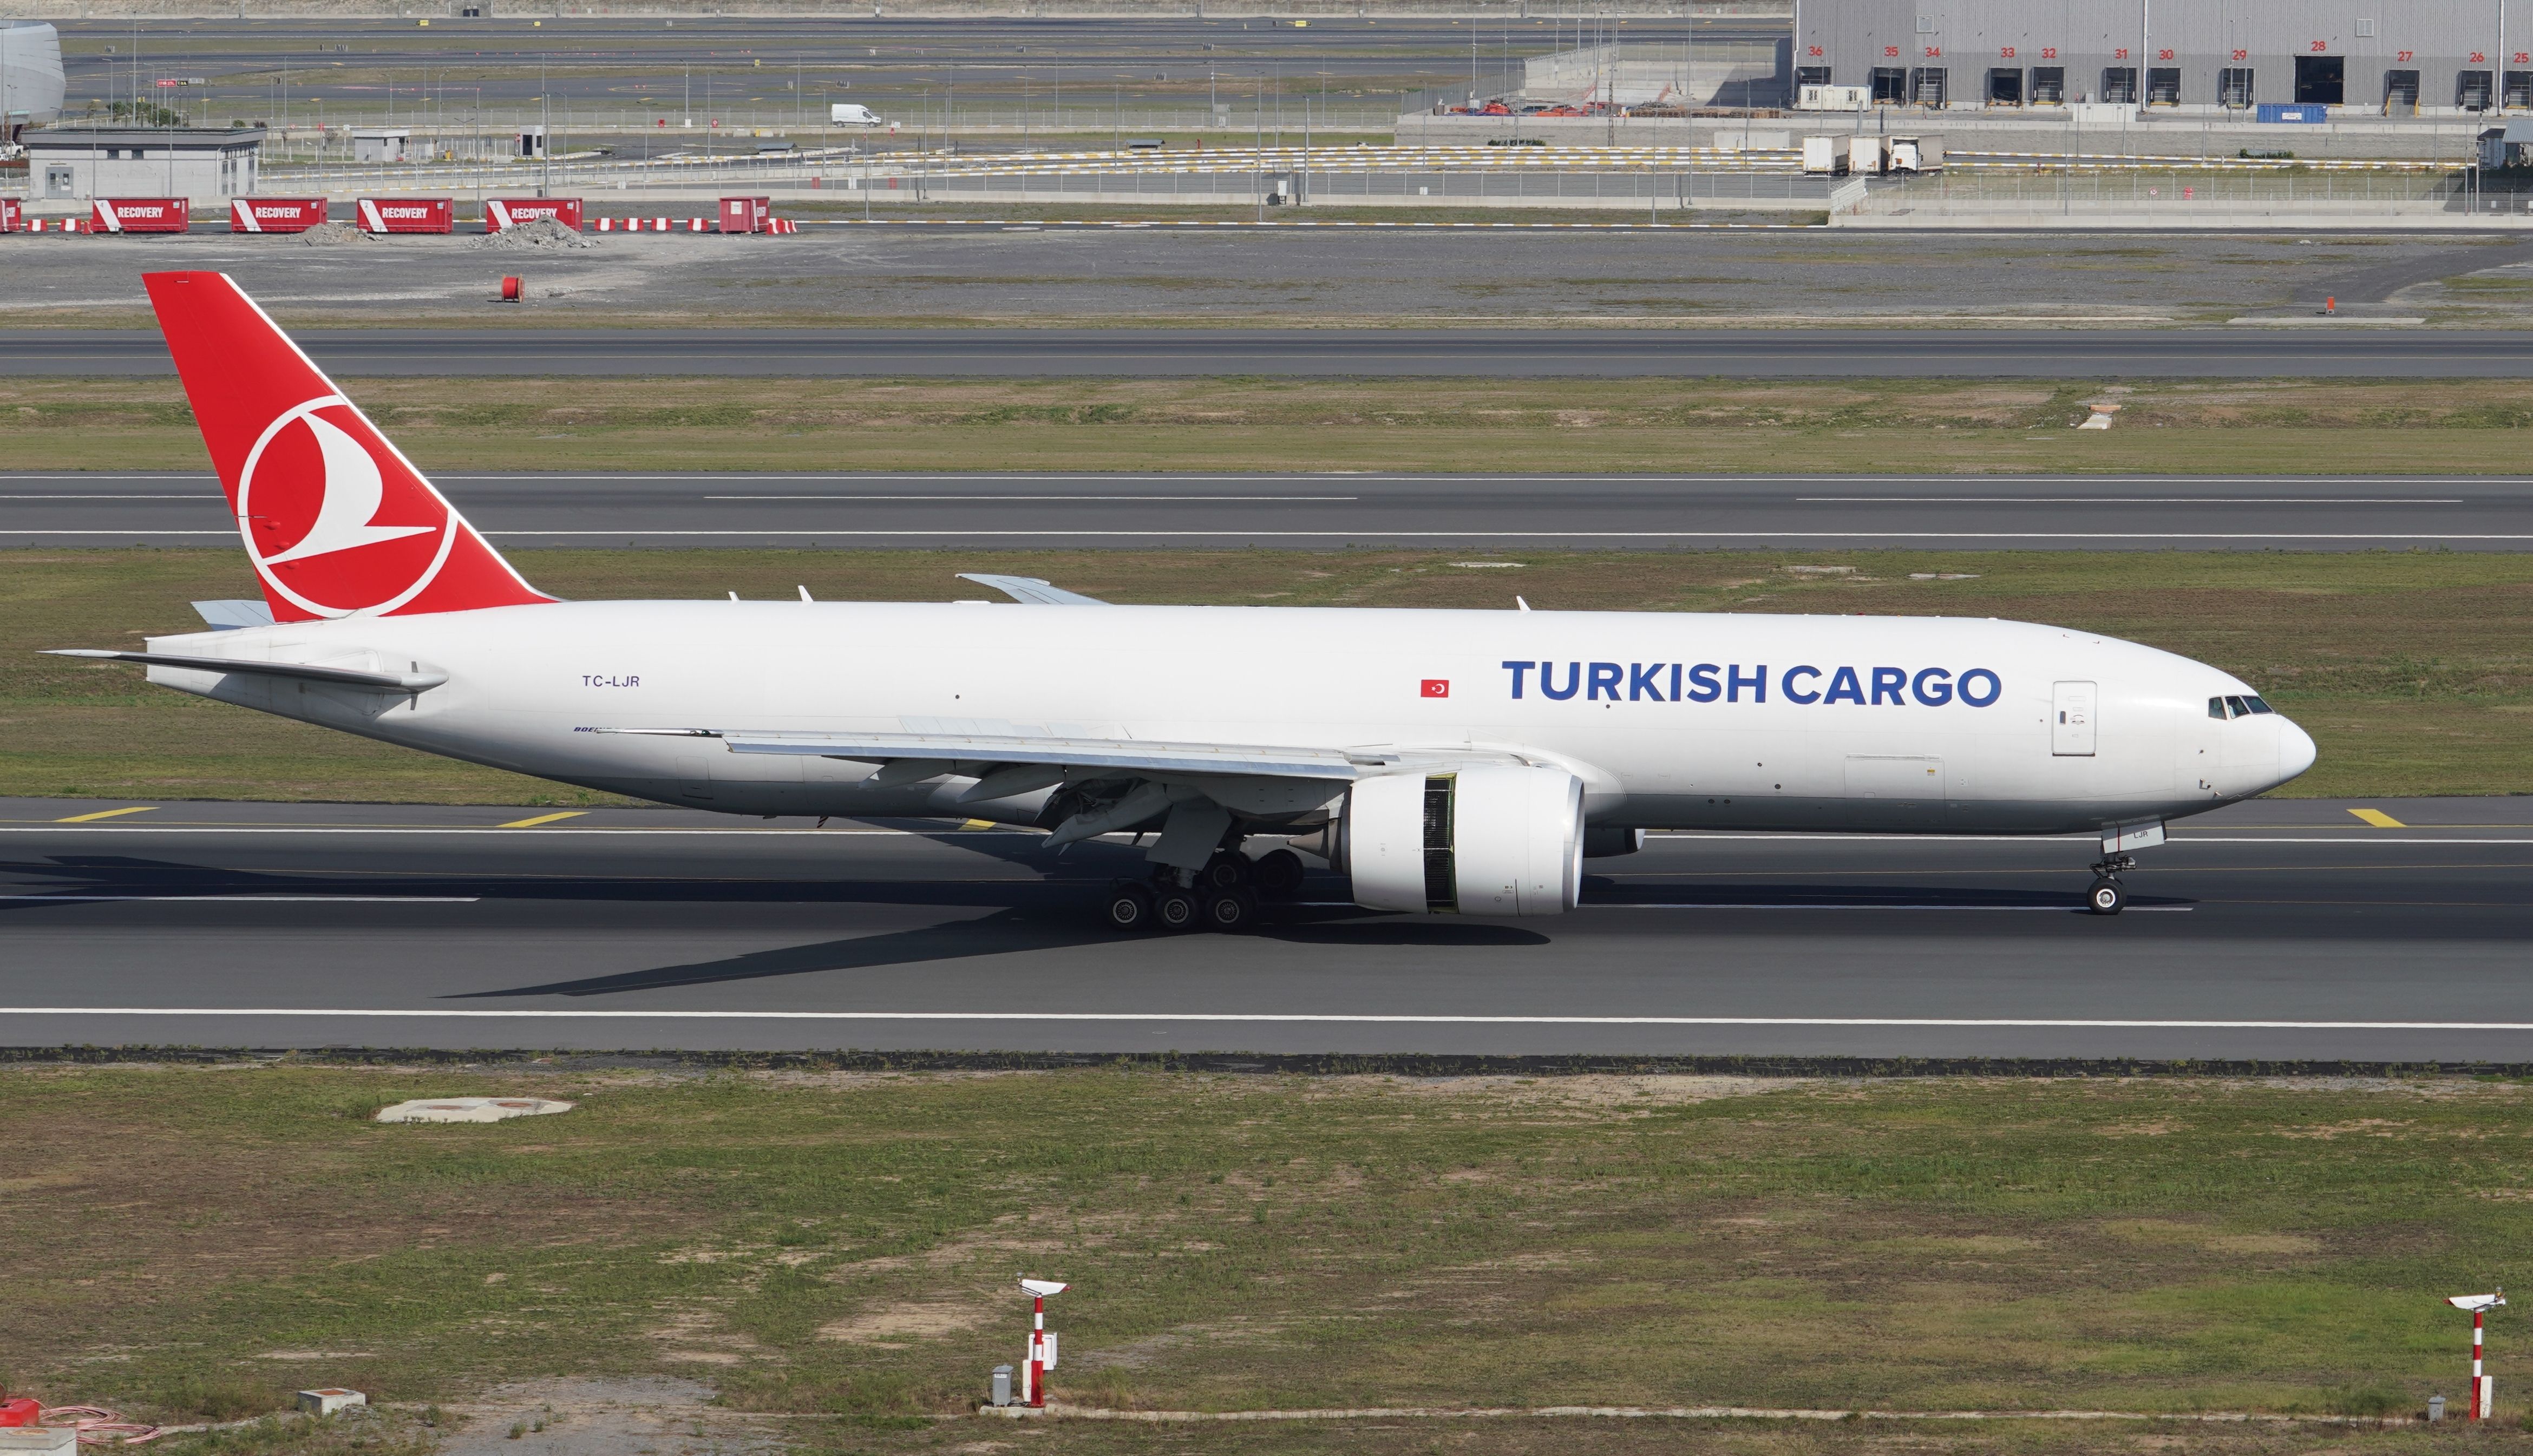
[140,598,2316,835]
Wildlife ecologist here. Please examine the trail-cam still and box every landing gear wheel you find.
[1253,848,1306,901]
[2086,877,2128,916]
[1203,888,1259,932]
[1153,887,1201,932]
[1103,882,1155,932]
[1199,853,1252,892]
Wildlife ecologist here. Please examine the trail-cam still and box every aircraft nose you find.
[2277,716,2318,785]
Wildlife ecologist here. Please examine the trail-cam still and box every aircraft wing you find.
[592,725,1388,780]
[954,574,1110,606]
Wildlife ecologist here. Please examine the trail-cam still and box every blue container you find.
[2255,102,2329,123]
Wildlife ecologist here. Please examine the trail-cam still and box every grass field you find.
[4,546,2529,804]
[4,1066,2532,1455]
[9,376,2533,475]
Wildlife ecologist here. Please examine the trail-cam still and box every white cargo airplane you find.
[53,273,2315,930]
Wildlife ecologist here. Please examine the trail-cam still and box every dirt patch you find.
[432,1376,783,1456]
[818,1302,995,1343]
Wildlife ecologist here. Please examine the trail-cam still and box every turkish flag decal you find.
[1421,679,1450,698]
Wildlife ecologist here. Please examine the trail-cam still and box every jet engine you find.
[1337,764,1583,916]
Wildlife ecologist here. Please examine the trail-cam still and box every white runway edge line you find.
[1,1009,2529,1030]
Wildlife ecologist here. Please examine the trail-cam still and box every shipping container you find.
[356,196,454,234]
[718,195,771,233]
[230,197,329,233]
[1888,136,1944,173]
[1799,136,1849,175]
[485,197,584,232]
[91,198,190,233]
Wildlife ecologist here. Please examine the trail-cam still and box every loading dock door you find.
[2384,69,2420,113]
[2295,55,2345,103]
[2052,681,2097,757]
[1911,67,1948,106]
[1987,68,2024,104]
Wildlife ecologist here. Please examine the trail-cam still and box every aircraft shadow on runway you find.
[457,909,1555,999]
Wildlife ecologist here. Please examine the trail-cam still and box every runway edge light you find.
[2446,1290,2504,1420]
[1017,1277,1070,1409]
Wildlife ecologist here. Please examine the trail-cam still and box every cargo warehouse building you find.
[1795,0,2528,114]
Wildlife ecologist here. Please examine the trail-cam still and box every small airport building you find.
[21,127,266,202]
[1795,0,2526,114]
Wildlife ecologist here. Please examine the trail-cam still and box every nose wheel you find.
[2085,853,2136,916]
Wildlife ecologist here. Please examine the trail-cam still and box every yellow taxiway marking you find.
[496,811,588,829]
[2348,808,2407,828]
[55,806,155,823]
[961,819,999,831]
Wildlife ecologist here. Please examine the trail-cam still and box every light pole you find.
[1018,1278,1069,1409]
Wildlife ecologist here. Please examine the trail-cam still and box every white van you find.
[829,103,883,126]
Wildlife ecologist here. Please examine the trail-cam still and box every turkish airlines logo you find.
[237,395,455,618]
[1421,679,1450,698]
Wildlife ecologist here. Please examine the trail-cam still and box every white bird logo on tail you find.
[262,412,435,563]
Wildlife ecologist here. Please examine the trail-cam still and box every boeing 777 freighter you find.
[51,273,2316,930]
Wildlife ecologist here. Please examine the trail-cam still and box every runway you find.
[10,471,2529,549]
[2,795,2525,1061]
[0,328,2519,379]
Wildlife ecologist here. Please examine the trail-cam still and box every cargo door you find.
[1844,755,1945,801]
[1843,755,1946,827]
[2052,681,2097,756]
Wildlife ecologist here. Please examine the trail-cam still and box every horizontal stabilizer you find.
[46,648,447,692]
[954,574,1111,606]
[191,598,277,631]
[591,726,1388,781]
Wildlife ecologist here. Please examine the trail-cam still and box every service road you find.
[8,471,2529,550]
[0,795,2524,1061]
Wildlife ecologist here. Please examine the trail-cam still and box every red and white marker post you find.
[2449,1291,2505,1420]
[1018,1278,1069,1408]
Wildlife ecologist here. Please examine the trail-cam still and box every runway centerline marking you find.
[53,806,155,823]
[0,1008,2527,1031]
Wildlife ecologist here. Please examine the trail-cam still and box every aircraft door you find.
[2052,681,2097,756]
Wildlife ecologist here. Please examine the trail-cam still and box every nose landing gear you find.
[2085,852,2137,916]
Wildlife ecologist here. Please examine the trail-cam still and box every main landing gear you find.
[1103,846,1308,933]
[2085,852,2136,916]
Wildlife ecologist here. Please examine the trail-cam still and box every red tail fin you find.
[144,271,552,621]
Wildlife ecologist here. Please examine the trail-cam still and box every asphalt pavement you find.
[0,328,2519,378]
[10,471,2528,549]
[1,794,2524,1061]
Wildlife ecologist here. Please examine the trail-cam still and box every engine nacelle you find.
[1340,764,1583,916]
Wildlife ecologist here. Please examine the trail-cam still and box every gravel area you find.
[6,226,2533,327]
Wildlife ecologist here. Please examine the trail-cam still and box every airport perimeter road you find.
[4,328,2529,379]
[1,795,2526,1062]
[11,471,2532,550]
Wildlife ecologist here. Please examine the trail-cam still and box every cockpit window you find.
[2209,697,2228,719]
[2210,694,2276,720]
[2243,695,2274,714]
